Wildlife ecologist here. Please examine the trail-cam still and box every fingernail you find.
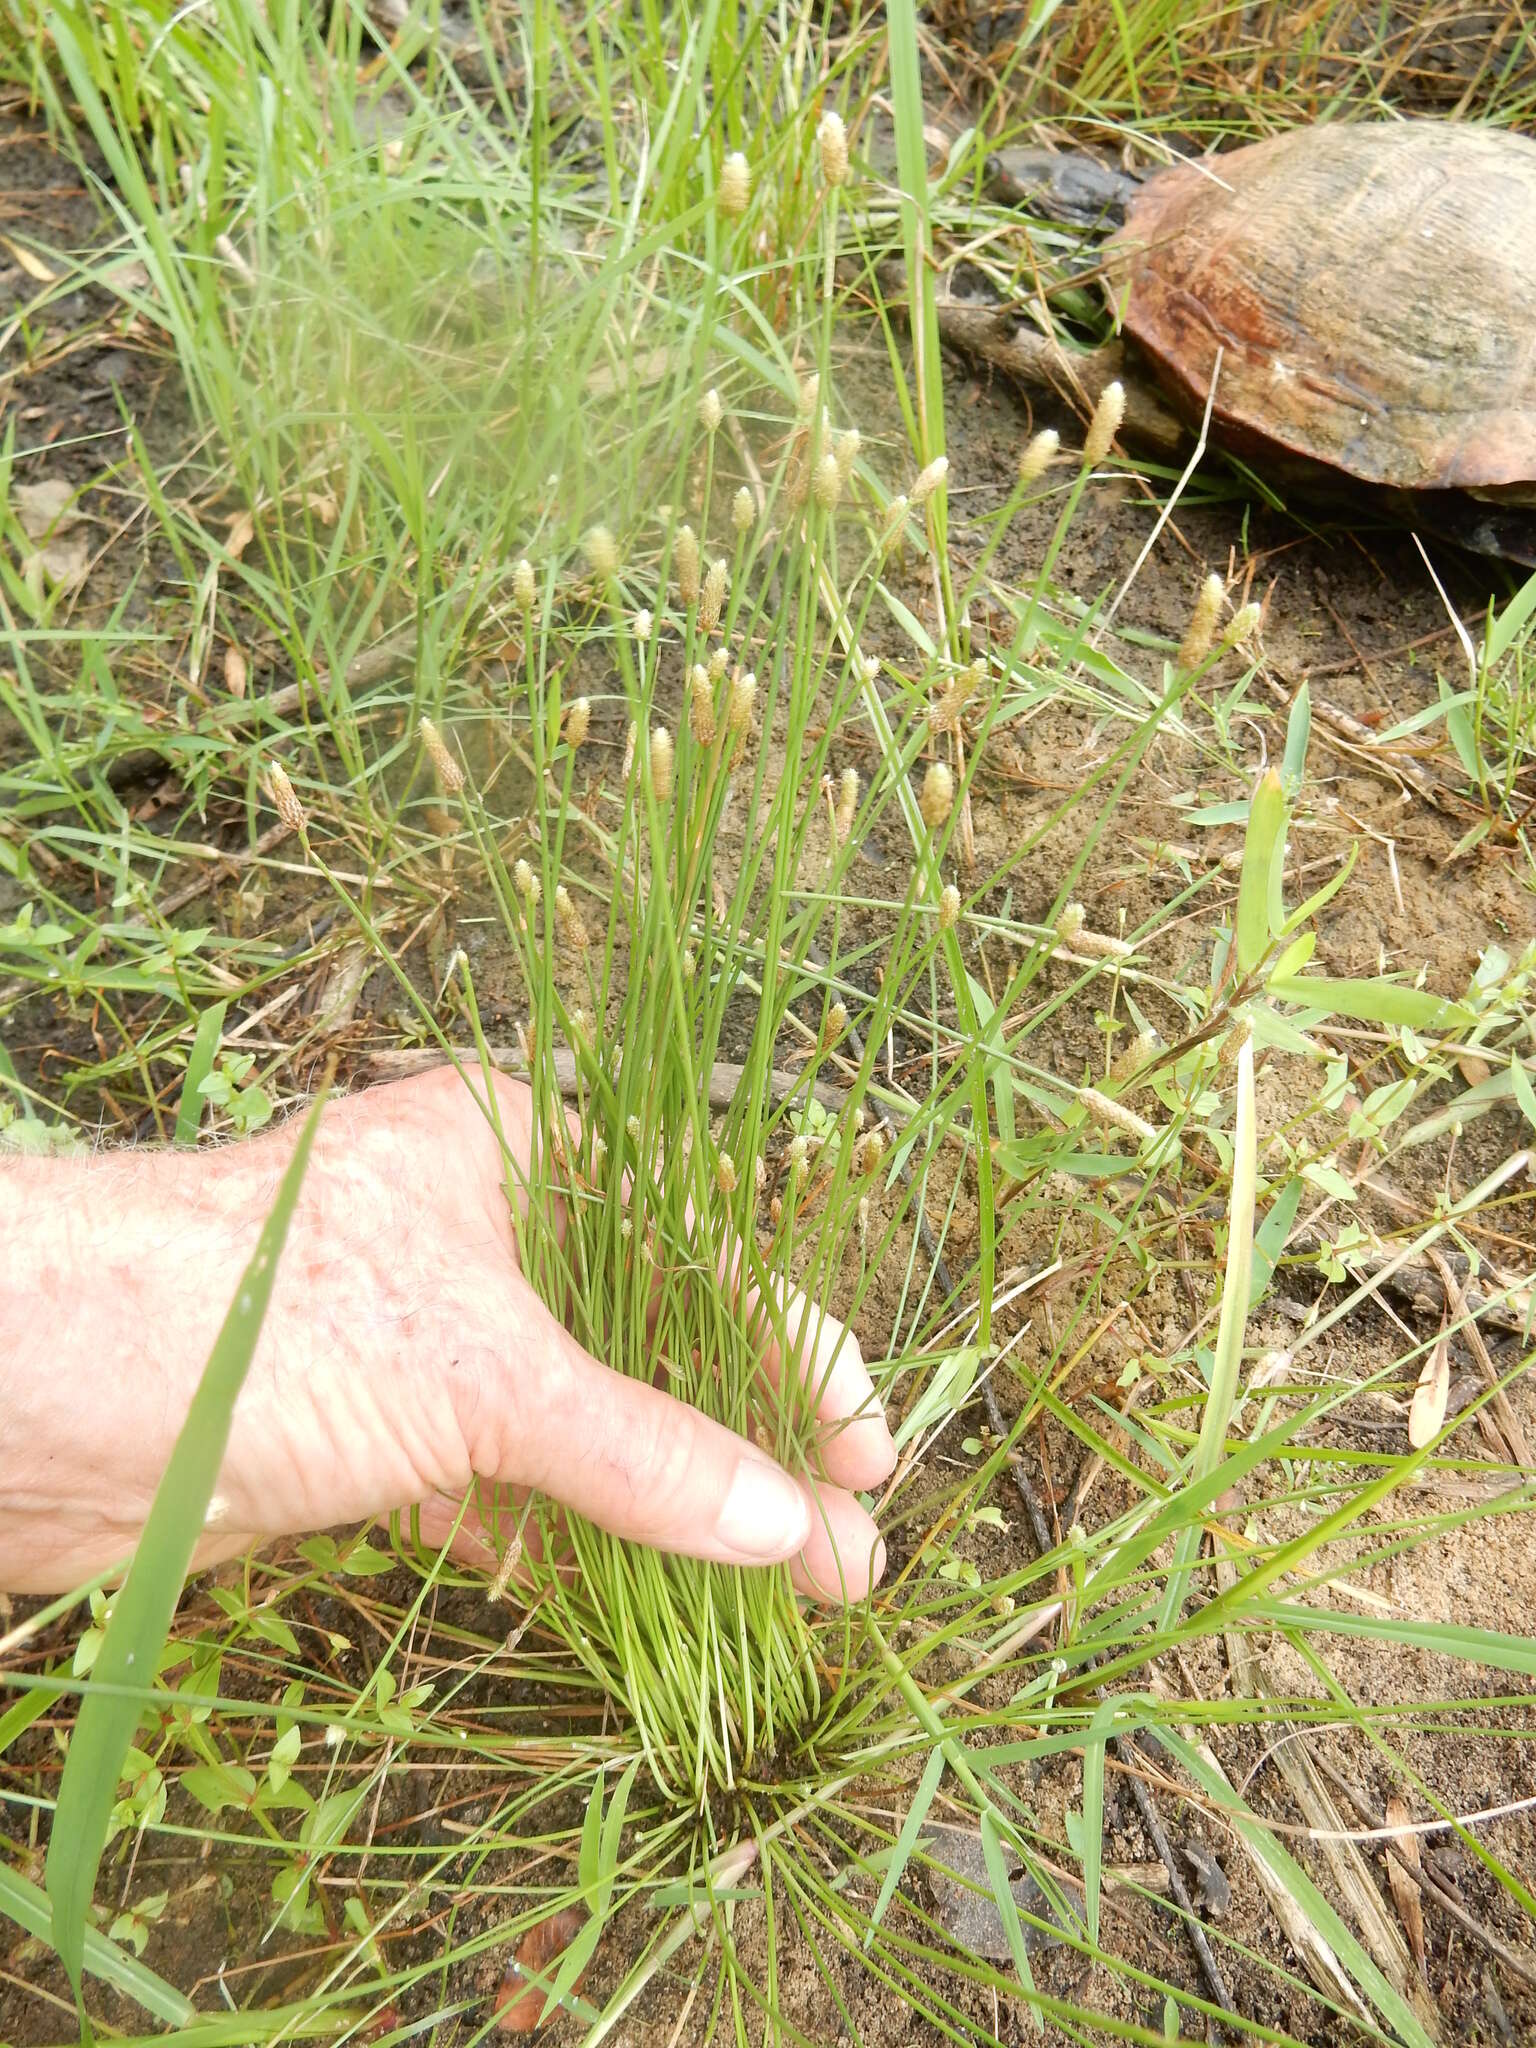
[715,1454,811,1562]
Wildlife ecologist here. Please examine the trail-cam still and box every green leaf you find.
[181,1763,256,1816]
[1235,769,1287,974]
[892,1348,980,1453]
[1268,975,1472,1031]
[1153,1729,1435,2048]
[1250,1177,1302,1307]
[1079,1699,1119,1949]
[866,1745,945,1942]
[1159,1041,1255,1637]
[979,1811,1039,2024]
[1510,1056,1536,1134]
[1280,683,1311,789]
[45,1097,326,2009]
[174,1000,227,1146]
[0,1860,193,2027]
[1484,566,1536,669]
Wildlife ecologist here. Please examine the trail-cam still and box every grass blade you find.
[0,1861,193,2027]
[1157,1038,1255,1636]
[865,1744,945,1942]
[45,1097,327,2007]
[174,999,227,1146]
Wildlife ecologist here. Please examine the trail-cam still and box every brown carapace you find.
[1107,122,1536,495]
[960,120,1536,560]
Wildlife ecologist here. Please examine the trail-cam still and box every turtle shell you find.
[1106,121,1536,492]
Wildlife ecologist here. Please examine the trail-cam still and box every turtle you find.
[933,120,1536,564]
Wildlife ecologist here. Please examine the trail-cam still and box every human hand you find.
[0,1069,893,1600]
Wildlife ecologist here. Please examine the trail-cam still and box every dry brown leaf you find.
[585,345,670,398]
[225,509,257,561]
[224,643,248,699]
[1455,1052,1491,1088]
[1407,1323,1450,1448]
[2,237,57,284]
[102,257,151,293]
[13,478,81,542]
[22,533,91,594]
[303,491,339,525]
[493,1908,587,2033]
[1384,1796,1426,1981]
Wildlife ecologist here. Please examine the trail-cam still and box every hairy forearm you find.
[0,1142,258,1591]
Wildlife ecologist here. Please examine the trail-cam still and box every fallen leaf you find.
[21,533,91,593]
[224,644,248,699]
[1407,1322,1450,1448]
[2,236,57,283]
[102,257,151,293]
[922,1823,1068,1961]
[225,509,256,560]
[585,345,670,398]
[13,477,81,541]
[1179,1837,1231,1919]
[1456,1053,1491,1088]
[494,1907,587,2033]
[1384,1797,1426,1981]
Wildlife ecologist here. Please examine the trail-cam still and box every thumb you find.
[480,1285,814,1568]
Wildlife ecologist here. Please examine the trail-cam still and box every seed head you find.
[834,427,861,485]
[675,524,701,606]
[851,647,880,685]
[938,882,961,931]
[1224,600,1263,648]
[732,486,755,534]
[649,725,674,800]
[920,760,954,830]
[686,664,716,747]
[813,450,843,511]
[708,644,730,682]
[554,884,589,950]
[1056,901,1087,943]
[909,454,949,505]
[681,946,696,978]
[1110,1027,1161,1084]
[797,371,820,418]
[824,1000,848,1045]
[857,1194,870,1247]
[1177,572,1226,671]
[1017,428,1059,488]
[419,716,465,793]
[716,1151,738,1194]
[717,151,751,219]
[564,696,591,749]
[699,557,728,635]
[625,1114,642,1146]
[834,766,859,841]
[788,1134,809,1177]
[727,669,756,735]
[698,387,724,434]
[1080,1085,1160,1147]
[1083,381,1125,467]
[622,720,638,778]
[514,858,540,907]
[754,1155,768,1195]
[266,761,307,835]
[590,1133,608,1178]
[584,524,619,579]
[817,108,849,187]
[1217,1018,1252,1071]
[854,1128,885,1176]
[633,607,654,643]
[512,556,536,610]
